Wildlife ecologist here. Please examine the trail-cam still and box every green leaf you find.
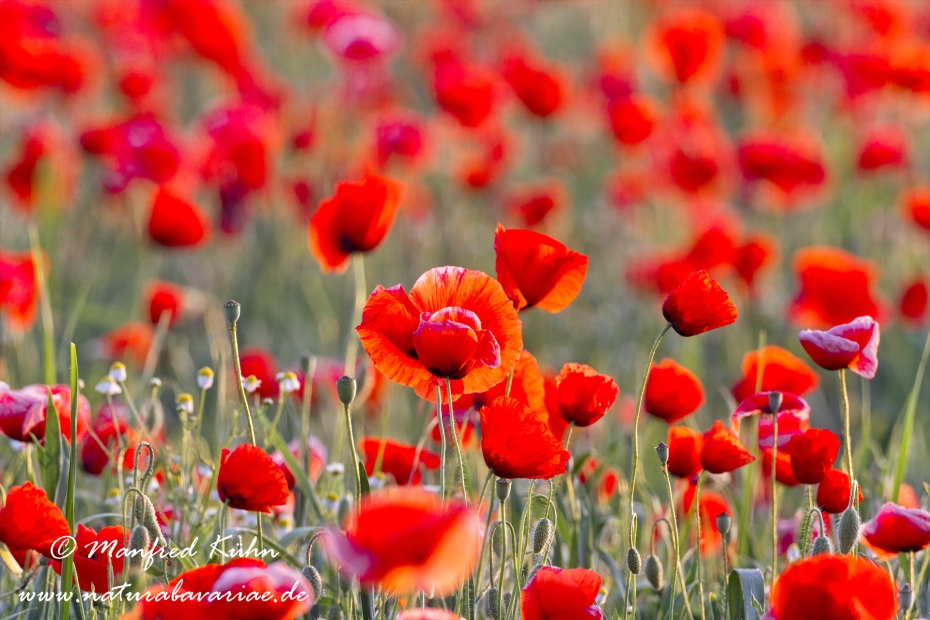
[59,343,79,620]
[890,328,930,501]
[357,460,370,497]
[43,388,61,503]
[261,418,327,523]
[727,568,765,620]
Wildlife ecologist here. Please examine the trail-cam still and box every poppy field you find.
[2,0,930,619]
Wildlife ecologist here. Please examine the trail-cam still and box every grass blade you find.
[43,388,61,504]
[890,329,930,502]
[59,344,79,620]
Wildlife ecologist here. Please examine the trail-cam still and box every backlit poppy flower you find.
[309,173,405,273]
[452,349,547,414]
[494,225,588,313]
[49,524,126,592]
[666,426,704,479]
[0,250,38,332]
[903,187,930,232]
[890,40,930,94]
[857,126,908,172]
[80,402,140,475]
[356,266,522,403]
[553,363,618,428]
[644,358,704,424]
[737,133,825,198]
[145,280,184,327]
[271,436,328,490]
[99,322,154,367]
[325,488,479,594]
[432,55,497,128]
[79,115,180,193]
[0,383,89,444]
[733,391,811,449]
[505,181,564,228]
[799,315,880,379]
[521,566,603,620]
[900,278,929,324]
[361,438,441,485]
[3,124,75,214]
[662,271,738,337]
[217,444,290,513]
[789,247,886,327]
[785,429,840,485]
[479,396,569,480]
[607,95,657,146]
[501,50,565,118]
[817,468,862,514]
[730,345,819,404]
[769,556,896,620]
[761,447,799,487]
[701,420,754,474]
[0,482,70,558]
[861,503,930,557]
[682,485,731,555]
[238,347,280,400]
[147,188,210,249]
[645,9,725,86]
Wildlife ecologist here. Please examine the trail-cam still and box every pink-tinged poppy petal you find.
[828,316,880,379]
[412,317,479,379]
[798,330,859,370]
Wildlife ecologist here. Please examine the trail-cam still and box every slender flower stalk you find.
[839,368,853,481]
[694,471,707,620]
[659,445,694,620]
[446,378,468,503]
[434,385,448,503]
[770,413,778,585]
[337,376,361,507]
[344,254,367,377]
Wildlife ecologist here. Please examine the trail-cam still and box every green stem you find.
[695,471,707,620]
[344,402,361,506]
[498,500,507,620]
[473,471,495,592]
[839,369,853,482]
[229,324,257,446]
[435,385,447,503]
[446,378,468,503]
[662,466,694,620]
[771,412,778,586]
[344,254,367,377]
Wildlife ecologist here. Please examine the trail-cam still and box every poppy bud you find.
[768,391,783,414]
[301,565,324,600]
[533,518,554,555]
[812,534,834,555]
[837,506,861,554]
[486,588,500,620]
[302,353,317,375]
[337,376,357,406]
[224,300,240,325]
[627,547,642,574]
[899,583,913,612]
[644,554,664,590]
[128,525,150,571]
[716,512,731,537]
[492,525,504,557]
[656,442,669,465]
[496,478,512,502]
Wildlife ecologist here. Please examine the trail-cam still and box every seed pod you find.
[655,442,669,465]
[899,584,913,613]
[224,300,241,325]
[336,376,357,406]
[716,512,731,537]
[486,588,500,620]
[627,547,642,575]
[302,565,324,600]
[533,518,554,555]
[496,478,512,502]
[768,391,783,414]
[812,535,834,555]
[837,506,861,554]
[644,554,664,590]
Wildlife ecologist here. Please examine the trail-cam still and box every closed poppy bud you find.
[644,554,663,590]
[492,525,504,558]
[716,512,731,536]
[487,587,501,620]
[627,547,642,574]
[224,300,240,325]
[837,506,861,555]
[302,565,324,600]
[128,525,150,572]
[533,518,554,555]
[656,442,669,465]
[899,584,913,613]
[496,478,512,502]
[662,271,738,337]
[336,376,356,406]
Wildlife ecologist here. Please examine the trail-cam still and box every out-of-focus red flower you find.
[456,125,508,189]
[309,173,405,274]
[521,566,603,620]
[271,437,328,490]
[505,181,564,228]
[761,447,799,487]
[479,396,569,480]
[733,391,811,450]
[900,277,929,325]
[238,347,280,400]
[644,358,704,424]
[890,40,930,94]
[501,50,565,118]
[861,503,930,558]
[147,188,211,249]
[701,420,754,474]
[145,280,184,327]
[357,267,523,403]
[361,438,440,485]
[553,363,618,428]
[645,9,724,86]
[322,10,401,63]
[0,383,89,444]
[374,114,424,168]
[732,234,778,293]
[789,247,886,327]
[0,250,38,332]
[737,133,825,200]
[100,322,154,367]
[494,225,588,313]
[663,271,738,337]
[785,428,840,485]
[432,55,497,128]
[49,524,125,592]
[607,95,657,146]
[0,482,70,558]
[326,488,479,594]
[799,315,880,379]
[817,468,862,514]
[903,186,930,232]
[80,401,140,476]
[2,124,75,214]
[857,126,908,172]
[666,426,704,479]
[682,485,731,555]
[217,444,290,513]
[730,345,819,404]
[769,556,896,620]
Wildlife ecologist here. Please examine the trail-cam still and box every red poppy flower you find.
[733,391,812,449]
[607,95,657,146]
[357,266,523,403]
[49,524,126,592]
[432,56,497,128]
[785,429,840,485]
[701,420,755,474]
[505,181,564,228]
[238,347,280,400]
[644,358,704,424]
[501,51,565,118]
[857,126,908,172]
[479,396,569,480]
[375,114,424,168]
[0,482,70,558]
[817,468,862,514]
[453,349,547,414]
[903,186,930,231]
[769,556,896,620]
[217,444,290,513]
[666,426,704,479]
[662,271,738,337]
[789,247,886,328]
[0,383,89,444]
[682,485,731,555]
[521,565,603,620]
[861,503,930,557]
[271,436,328,490]
[732,234,778,293]
[900,277,929,324]
[99,322,154,367]
[553,363,618,428]
[80,115,180,193]
[0,250,38,332]
[645,9,724,85]
[325,488,479,594]
[309,173,405,273]
[494,225,588,313]
[361,438,440,485]
[147,188,210,249]
[737,133,825,198]
[4,126,47,210]
[145,280,184,327]
[322,10,401,62]
[81,402,140,476]
[761,447,799,487]
[799,315,880,379]
[730,345,819,403]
